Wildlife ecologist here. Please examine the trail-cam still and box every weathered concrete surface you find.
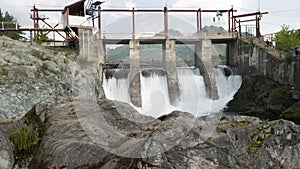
[226,38,300,125]
[129,40,142,107]
[195,40,218,100]
[233,38,300,90]
[74,28,105,99]
[163,39,180,104]
[97,39,106,87]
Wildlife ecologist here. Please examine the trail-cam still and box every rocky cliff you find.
[0,36,75,118]
[227,75,300,124]
[1,98,299,168]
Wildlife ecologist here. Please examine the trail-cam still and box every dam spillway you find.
[103,66,242,117]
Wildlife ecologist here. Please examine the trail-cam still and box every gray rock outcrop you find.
[25,98,300,169]
[0,36,75,118]
[0,127,14,169]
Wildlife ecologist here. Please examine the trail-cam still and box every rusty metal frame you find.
[232,11,268,37]
[96,7,237,39]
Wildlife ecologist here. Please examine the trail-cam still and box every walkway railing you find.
[0,22,19,30]
[100,31,238,40]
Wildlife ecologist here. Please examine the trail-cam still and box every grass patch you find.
[9,126,41,166]
[1,68,8,76]
[31,49,44,60]
[216,127,227,133]
[248,135,265,154]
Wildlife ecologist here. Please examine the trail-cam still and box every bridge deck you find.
[102,33,238,45]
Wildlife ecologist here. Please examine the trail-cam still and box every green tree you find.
[0,8,23,40]
[275,25,300,56]
[36,30,52,44]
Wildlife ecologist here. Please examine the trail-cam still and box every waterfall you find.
[103,69,130,103]
[103,66,242,118]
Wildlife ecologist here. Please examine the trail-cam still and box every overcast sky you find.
[1,0,300,36]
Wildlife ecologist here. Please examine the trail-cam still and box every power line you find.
[271,8,300,13]
[34,4,65,8]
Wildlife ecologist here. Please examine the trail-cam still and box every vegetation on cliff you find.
[275,25,300,57]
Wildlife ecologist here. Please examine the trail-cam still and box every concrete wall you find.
[195,40,218,100]
[129,40,142,107]
[163,40,180,104]
[232,38,300,90]
[78,28,106,98]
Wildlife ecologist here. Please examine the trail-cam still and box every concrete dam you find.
[75,27,243,117]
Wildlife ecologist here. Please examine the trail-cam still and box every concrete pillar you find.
[227,42,238,66]
[79,28,93,59]
[163,39,180,104]
[77,27,104,98]
[97,39,106,87]
[195,40,218,100]
[129,40,142,107]
[293,59,300,90]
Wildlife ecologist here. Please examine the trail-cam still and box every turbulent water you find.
[103,66,242,118]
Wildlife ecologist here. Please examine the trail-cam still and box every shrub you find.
[9,126,41,166]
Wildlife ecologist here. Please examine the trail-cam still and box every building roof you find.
[63,0,86,15]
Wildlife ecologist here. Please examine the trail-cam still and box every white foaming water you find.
[103,70,130,103]
[139,70,172,117]
[103,66,242,118]
[176,67,211,116]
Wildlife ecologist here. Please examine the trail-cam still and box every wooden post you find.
[30,30,33,45]
[228,9,231,32]
[66,8,69,26]
[256,14,259,37]
[98,6,101,38]
[238,20,241,37]
[132,8,135,39]
[36,9,39,39]
[257,13,260,38]
[164,6,168,39]
[33,5,38,40]
[197,8,202,38]
[199,9,202,32]
[197,10,199,36]
[231,8,234,32]
[53,31,55,46]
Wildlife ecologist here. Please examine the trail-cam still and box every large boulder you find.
[26,98,300,168]
[29,98,157,168]
[0,127,14,169]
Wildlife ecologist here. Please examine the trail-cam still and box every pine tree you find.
[0,8,24,40]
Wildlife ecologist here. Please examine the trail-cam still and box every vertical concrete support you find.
[227,42,238,66]
[294,60,300,90]
[195,40,218,100]
[163,40,180,104]
[79,27,94,60]
[97,39,106,87]
[129,40,142,107]
[78,27,104,98]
